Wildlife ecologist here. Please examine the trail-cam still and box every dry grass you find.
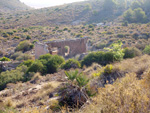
[80,72,150,113]
[113,55,150,77]
[30,81,62,104]
[2,55,150,113]
[30,72,42,84]
[4,98,16,108]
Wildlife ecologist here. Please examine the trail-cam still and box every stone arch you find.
[64,46,70,57]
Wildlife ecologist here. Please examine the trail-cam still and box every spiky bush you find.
[65,70,78,82]
[60,70,90,108]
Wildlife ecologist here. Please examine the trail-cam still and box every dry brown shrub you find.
[80,73,150,113]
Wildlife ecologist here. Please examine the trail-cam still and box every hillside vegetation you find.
[0,0,32,13]
[0,0,150,29]
[1,0,150,113]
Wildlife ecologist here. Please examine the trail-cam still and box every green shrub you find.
[7,31,13,35]
[117,34,125,38]
[95,43,106,49]
[13,36,20,39]
[19,60,34,67]
[63,27,68,31]
[123,8,147,23]
[27,60,44,74]
[61,59,81,70]
[0,65,27,90]
[81,51,114,67]
[23,29,28,32]
[28,54,64,75]
[0,57,11,61]
[143,45,150,55]
[2,33,9,37]
[81,52,101,67]
[10,52,23,60]
[124,47,142,58]
[82,42,124,67]
[38,54,52,75]
[26,35,32,40]
[105,41,124,61]
[46,55,65,74]
[15,41,34,52]
[103,52,114,63]
[16,54,32,61]
[39,53,52,61]
[104,64,113,74]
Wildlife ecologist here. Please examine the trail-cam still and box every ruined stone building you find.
[35,38,88,59]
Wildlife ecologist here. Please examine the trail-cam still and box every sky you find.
[20,0,85,8]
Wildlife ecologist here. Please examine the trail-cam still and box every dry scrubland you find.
[0,0,31,13]
[0,0,109,28]
[1,0,150,112]
[1,23,150,60]
[0,55,150,112]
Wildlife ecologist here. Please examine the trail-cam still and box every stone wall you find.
[35,38,88,59]
[35,42,49,59]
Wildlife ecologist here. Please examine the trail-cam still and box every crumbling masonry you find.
[35,38,88,59]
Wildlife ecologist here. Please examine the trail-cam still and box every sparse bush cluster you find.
[15,40,34,52]
[82,41,124,67]
[27,54,65,74]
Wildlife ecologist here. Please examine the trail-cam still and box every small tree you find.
[103,0,117,11]
[133,8,147,23]
[123,8,134,22]
[131,1,141,10]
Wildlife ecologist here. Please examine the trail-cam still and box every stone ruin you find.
[35,37,88,59]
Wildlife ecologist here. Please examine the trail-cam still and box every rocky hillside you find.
[0,0,150,29]
[0,0,32,13]
[0,0,122,29]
